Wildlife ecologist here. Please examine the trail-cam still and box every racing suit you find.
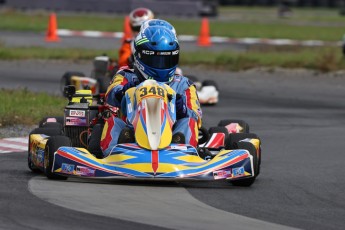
[100,69,202,156]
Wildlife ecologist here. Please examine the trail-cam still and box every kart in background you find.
[185,75,219,105]
[28,81,260,187]
[60,55,118,96]
[60,56,219,105]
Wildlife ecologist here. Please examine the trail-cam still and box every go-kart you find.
[185,75,219,105]
[60,56,219,105]
[60,55,118,95]
[28,80,261,186]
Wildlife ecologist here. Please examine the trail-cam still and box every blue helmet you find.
[140,19,177,38]
[133,25,179,83]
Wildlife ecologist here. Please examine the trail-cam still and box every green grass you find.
[218,6,343,22]
[1,44,344,72]
[180,46,345,72]
[0,88,66,126]
[1,8,345,41]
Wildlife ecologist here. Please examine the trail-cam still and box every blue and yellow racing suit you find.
[100,69,202,156]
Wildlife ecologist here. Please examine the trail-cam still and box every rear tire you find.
[28,127,64,173]
[88,124,104,159]
[208,126,229,136]
[225,133,258,150]
[198,126,209,145]
[44,136,71,180]
[218,119,249,133]
[39,116,64,128]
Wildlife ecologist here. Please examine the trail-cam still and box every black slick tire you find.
[44,136,71,180]
[39,116,64,128]
[28,127,64,173]
[218,119,250,133]
[228,141,258,187]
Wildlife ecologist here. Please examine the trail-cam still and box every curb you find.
[0,137,28,153]
[57,29,342,47]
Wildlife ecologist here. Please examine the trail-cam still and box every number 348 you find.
[139,86,165,98]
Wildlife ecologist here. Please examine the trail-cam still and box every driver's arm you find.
[105,73,129,107]
[184,83,202,128]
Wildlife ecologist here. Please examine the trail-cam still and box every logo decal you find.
[232,167,245,178]
[69,110,85,117]
[76,166,96,176]
[213,170,231,180]
[61,163,74,174]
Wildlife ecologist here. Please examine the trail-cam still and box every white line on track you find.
[29,177,300,230]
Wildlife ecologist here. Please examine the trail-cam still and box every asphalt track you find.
[1,59,345,229]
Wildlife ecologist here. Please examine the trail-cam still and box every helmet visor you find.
[138,50,179,69]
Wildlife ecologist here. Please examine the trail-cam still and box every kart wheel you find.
[208,126,229,137]
[60,71,85,95]
[87,124,103,159]
[218,119,249,133]
[226,133,261,176]
[198,126,209,145]
[202,80,218,90]
[44,136,71,180]
[225,133,258,150]
[39,116,64,128]
[28,127,64,173]
[230,141,258,187]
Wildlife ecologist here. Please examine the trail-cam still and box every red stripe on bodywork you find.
[187,152,249,177]
[57,149,133,177]
[205,133,225,148]
[186,89,192,110]
[151,150,159,175]
[189,119,197,147]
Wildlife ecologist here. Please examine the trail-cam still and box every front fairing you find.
[124,80,176,150]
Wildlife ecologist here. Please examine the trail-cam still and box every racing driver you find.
[100,20,202,156]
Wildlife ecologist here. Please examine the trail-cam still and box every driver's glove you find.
[115,80,139,102]
[176,94,187,119]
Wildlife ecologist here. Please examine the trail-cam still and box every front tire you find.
[225,134,260,187]
[44,136,71,180]
[229,141,258,187]
[28,127,64,173]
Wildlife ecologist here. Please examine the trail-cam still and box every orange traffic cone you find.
[122,16,133,41]
[197,17,211,47]
[46,13,59,42]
